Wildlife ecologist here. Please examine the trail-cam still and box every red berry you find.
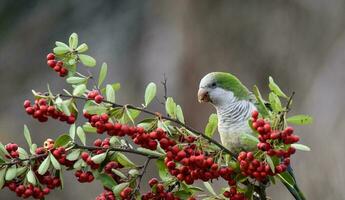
[148,178,158,187]
[95,95,104,104]
[251,110,259,119]
[47,53,55,60]
[47,60,56,67]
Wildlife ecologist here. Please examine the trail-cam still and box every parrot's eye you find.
[210,82,217,88]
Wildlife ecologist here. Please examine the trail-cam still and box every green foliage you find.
[269,76,287,98]
[287,115,313,125]
[205,114,218,137]
[98,63,108,88]
[54,135,72,148]
[144,82,157,107]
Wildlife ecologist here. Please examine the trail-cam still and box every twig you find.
[161,74,168,101]
[131,157,152,200]
[58,94,237,159]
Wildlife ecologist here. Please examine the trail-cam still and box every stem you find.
[131,157,151,200]
[58,94,237,159]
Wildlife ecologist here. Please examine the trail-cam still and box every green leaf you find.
[165,97,176,118]
[239,134,259,148]
[156,159,171,181]
[98,63,108,88]
[0,167,6,189]
[174,190,192,199]
[85,106,108,115]
[291,144,311,151]
[269,76,287,98]
[112,182,129,197]
[253,85,270,117]
[38,155,50,175]
[111,169,127,179]
[106,84,115,103]
[73,158,83,170]
[277,171,295,188]
[96,173,117,189]
[269,92,282,112]
[91,152,107,164]
[266,155,275,173]
[205,114,218,137]
[61,102,71,116]
[5,165,16,181]
[203,182,217,196]
[50,152,61,170]
[137,148,164,157]
[67,149,81,161]
[176,105,185,123]
[77,127,86,145]
[54,135,72,148]
[53,46,69,55]
[287,115,313,125]
[69,33,78,49]
[66,77,87,85]
[73,84,86,97]
[144,82,157,107]
[69,124,76,140]
[55,41,70,49]
[27,169,36,185]
[82,123,97,133]
[16,166,28,177]
[18,147,28,160]
[115,152,135,167]
[101,83,121,94]
[109,107,124,119]
[0,142,9,157]
[76,43,88,53]
[128,169,139,177]
[79,54,96,67]
[30,144,37,155]
[23,125,32,147]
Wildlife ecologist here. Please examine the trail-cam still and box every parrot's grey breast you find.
[216,100,256,152]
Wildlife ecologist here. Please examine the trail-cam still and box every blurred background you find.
[1,0,344,199]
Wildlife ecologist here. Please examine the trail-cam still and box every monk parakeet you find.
[198,72,305,200]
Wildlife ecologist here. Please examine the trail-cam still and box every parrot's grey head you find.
[198,72,251,107]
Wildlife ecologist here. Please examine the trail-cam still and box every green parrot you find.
[197,72,305,200]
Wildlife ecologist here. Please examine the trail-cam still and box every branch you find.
[0,153,48,167]
[58,94,237,159]
[131,157,151,200]
[0,144,159,168]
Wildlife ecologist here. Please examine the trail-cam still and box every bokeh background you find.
[1,0,344,199]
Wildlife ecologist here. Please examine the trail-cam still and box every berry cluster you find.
[81,152,100,170]
[24,98,76,124]
[223,187,247,200]
[141,179,180,200]
[36,172,61,190]
[5,143,19,158]
[52,147,75,167]
[5,182,51,199]
[74,170,94,183]
[235,111,299,181]
[87,90,104,104]
[96,189,116,200]
[46,53,68,77]
[164,144,220,184]
[104,161,124,183]
[83,112,176,151]
[237,151,272,181]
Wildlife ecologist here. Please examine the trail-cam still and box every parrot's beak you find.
[198,88,211,103]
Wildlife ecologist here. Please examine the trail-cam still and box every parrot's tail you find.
[281,166,306,200]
